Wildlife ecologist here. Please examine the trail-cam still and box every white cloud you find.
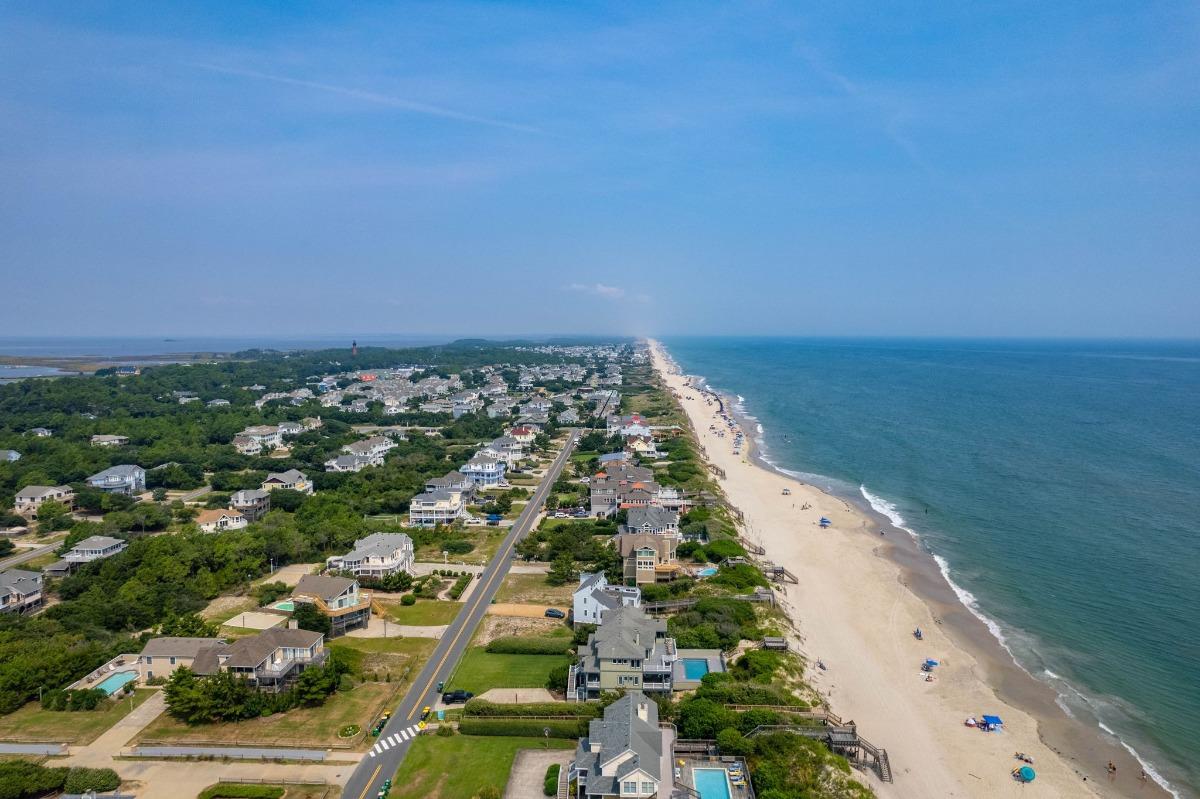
[565,282,628,300]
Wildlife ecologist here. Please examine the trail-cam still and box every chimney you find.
[636,700,649,723]
[288,619,298,630]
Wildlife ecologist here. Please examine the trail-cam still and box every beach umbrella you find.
[1019,766,1036,782]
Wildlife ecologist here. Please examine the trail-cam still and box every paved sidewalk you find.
[0,742,66,755]
[127,744,334,761]
[67,691,168,767]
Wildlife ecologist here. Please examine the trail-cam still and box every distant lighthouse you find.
[352,340,358,357]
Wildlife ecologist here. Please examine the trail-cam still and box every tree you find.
[292,602,331,637]
[546,552,577,587]
[716,727,756,756]
[159,613,219,638]
[35,500,70,533]
[677,698,739,739]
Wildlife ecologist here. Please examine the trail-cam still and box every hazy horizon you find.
[3,2,1198,338]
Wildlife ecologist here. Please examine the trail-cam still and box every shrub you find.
[444,539,474,554]
[547,663,570,693]
[485,636,572,656]
[463,699,599,718]
[197,785,285,799]
[436,723,456,736]
[458,717,585,738]
[543,763,561,796]
[476,787,501,799]
[400,593,417,606]
[63,767,121,794]
[448,573,473,600]
[0,760,68,799]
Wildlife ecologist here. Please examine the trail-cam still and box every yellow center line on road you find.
[404,434,576,721]
[356,764,383,799]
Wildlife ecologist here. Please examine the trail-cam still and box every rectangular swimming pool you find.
[693,768,732,799]
[683,658,710,680]
[96,670,138,696]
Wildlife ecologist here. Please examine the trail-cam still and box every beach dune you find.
[648,339,1144,799]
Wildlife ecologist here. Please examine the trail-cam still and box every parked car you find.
[442,689,474,704]
[544,608,566,619]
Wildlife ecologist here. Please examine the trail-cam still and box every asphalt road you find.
[0,542,56,571]
[342,429,581,799]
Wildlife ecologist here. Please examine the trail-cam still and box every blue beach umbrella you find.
[1019,766,1036,782]
[924,659,939,667]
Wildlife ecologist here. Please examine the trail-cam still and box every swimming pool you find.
[693,768,732,799]
[697,567,718,577]
[683,659,710,680]
[272,600,295,611]
[96,670,138,696]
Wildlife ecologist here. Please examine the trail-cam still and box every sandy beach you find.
[649,340,1165,799]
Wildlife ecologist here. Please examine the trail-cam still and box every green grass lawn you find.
[15,551,60,571]
[383,600,464,626]
[494,573,575,606]
[328,636,438,680]
[391,734,573,799]
[449,648,570,694]
[0,689,156,744]
[136,682,398,748]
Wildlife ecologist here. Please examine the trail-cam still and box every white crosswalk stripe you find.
[399,729,410,741]
[389,734,401,745]
[380,738,391,751]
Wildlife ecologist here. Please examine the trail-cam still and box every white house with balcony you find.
[573,572,641,627]
[408,489,465,526]
[461,455,506,487]
[86,464,146,495]
[327,532,414,579]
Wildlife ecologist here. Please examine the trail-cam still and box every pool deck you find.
[69,653,140,692]
[672,649,726,690]
[674,756,754,799]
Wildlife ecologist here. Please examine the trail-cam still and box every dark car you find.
[441,689,474,704]
[544,608,566,619]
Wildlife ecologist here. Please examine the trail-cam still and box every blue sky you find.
[2,1,1198,338]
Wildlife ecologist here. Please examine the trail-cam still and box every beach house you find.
[229,489,271,521]
[86,464,146,495]
[616,533,681,585]
[291,574,373,637]
[0,449,21,462]
[90,434,129,447]
[424,470,474,496]
[0,569,44,615]
[327,532,414,579]
[194,508,247,533]
[45,535,128,577]
[408,489,465,526]
[573,572,641,627]
[624,507,679,537]
[568,691,666,799]
[261,469,313,495]
[460,454,506,487]
[137,636,223,682]
[570,606,676,700]
[13,485,74,518]
[190,627,327,692]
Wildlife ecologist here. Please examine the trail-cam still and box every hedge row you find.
[484,636,573,656]
[463,698,600,718]
[0,761,121,799]
[448,573,473,600]
[197,785,285,799]
[458,717,586,739]
[543,763,561,796]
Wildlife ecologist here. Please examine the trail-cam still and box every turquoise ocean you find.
[662,337,1199,797]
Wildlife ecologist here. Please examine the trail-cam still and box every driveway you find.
[488,603,568,619]
[504,748,572,799]
[67,691,168,767]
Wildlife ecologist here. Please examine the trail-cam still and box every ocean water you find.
[662,337,1200,797]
